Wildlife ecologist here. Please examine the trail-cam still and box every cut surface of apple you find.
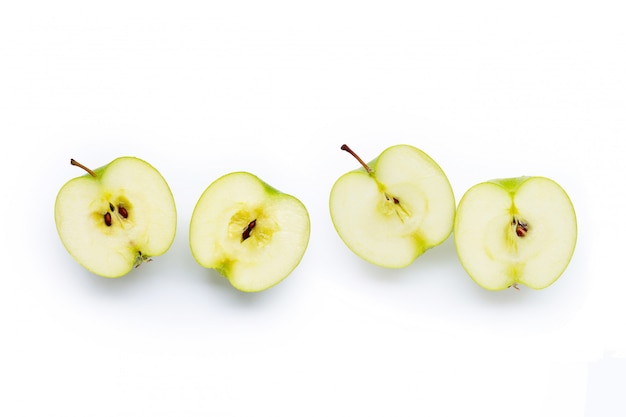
[329,144,456,268]
[454,176,577,290]
[55,157,177,278]
[189,172,310,292]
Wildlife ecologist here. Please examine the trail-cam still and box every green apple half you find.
[454,176,577,290]
[54,157,177,278]
[329,144,456,268]
[189,172,310,292]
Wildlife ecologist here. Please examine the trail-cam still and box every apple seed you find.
[385,193,400,204]
[512,217,529,237]
[104,203,129,225]
[241,219,257,242]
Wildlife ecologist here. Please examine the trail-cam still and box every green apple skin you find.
[189,172,310,292]
[454,176,577,291]
[54,157,177,278]
[329,145,456,268]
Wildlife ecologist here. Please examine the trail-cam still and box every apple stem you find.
[70,159,97,177]
[341,144,372,174]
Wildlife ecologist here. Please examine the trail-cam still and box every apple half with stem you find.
[454,176,577,290]
[329,144,456,268]
[54,157,177,278]
[189,172,310,292]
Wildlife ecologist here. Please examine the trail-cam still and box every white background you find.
[1,1,625,416]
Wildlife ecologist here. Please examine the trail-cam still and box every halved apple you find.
[54,157,177,278]
[454,176,577,290]
[189,172,310,292]
[329,144,456,268]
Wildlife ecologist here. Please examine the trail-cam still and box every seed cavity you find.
[384,193,400,204]
[241,219,257,242]
[383,192,410,222]
[512,217,528,237]
[102,202,130,226]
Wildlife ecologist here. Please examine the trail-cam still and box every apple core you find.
[382,193,410,222]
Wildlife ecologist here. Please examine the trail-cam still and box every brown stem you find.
[341,144,372,173]
[71,159,97,177]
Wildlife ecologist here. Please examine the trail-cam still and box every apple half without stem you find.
[189,172,310,292]
[454,176,577,290]
[54,157,177,278]
[329,144,456,268]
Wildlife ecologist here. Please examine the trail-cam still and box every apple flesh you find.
[189,171,310,292]
[454,176,577,290]
[55,157,177,278]
[329,144,456,268]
